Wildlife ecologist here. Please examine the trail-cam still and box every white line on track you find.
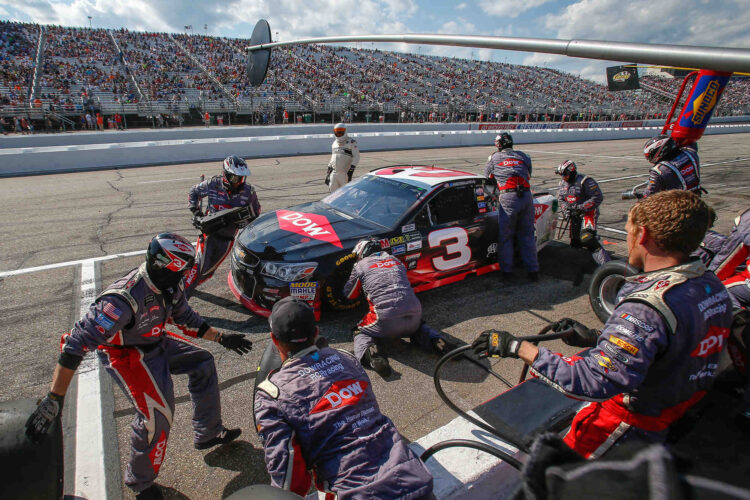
[0,249,146,278]
[523,149,644,161]
[595,157,750,184]
[600,226,629,235]
[137,176,202,184]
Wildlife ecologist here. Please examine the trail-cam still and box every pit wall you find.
[1,118,749,177]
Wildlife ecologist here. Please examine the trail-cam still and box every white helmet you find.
[334,122,347,138]
[222,155,251,190]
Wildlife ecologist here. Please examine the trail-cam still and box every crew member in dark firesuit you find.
[484,132,539,282]
[642,135,701,198]
[472,191,733,458]
[326,122,360,192]
[186,155,261,298]
[555,160,611,266]
[343,238,458,377]
[254,296,434,499]
[25,233,253,500]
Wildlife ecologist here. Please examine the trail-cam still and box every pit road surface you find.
[1,133,749,498]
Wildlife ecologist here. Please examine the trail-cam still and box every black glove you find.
[472,329,521,359]
[324,166,333,186]
[191,212,204,230]
[553,318,599,347]
[347,165,356,182]
[218,333,253,355]
[25,392,63,441]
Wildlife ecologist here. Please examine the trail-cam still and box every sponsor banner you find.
[621,120,644,128]
[589,121,622,128]
[478,123,518,130]
[561,122,590,129]
[606,65,640,91]
[517,122,561,130]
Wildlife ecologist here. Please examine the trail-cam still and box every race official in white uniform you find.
[327,122,360,192]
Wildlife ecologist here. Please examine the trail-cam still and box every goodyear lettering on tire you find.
[326,252,360,311]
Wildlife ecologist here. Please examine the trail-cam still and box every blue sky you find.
[1,0,748,83]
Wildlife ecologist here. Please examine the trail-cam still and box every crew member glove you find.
[25,392,64,441]
[472,330,521,359]
[191,212,204,230]
[347,165,357,182]
[218,333,253,355]
[553,317,599,348]
[324,166,333,186]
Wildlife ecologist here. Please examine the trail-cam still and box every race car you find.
[228,165,558,319]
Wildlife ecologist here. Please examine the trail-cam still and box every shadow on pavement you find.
[202,440,271,498]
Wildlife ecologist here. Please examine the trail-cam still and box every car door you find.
[401,180,498,291]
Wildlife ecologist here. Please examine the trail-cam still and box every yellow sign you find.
[691,80,720,126]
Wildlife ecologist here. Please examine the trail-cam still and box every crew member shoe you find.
[195,427,242,450]
[527,271,539,282]
[136,485,164,500]
[362,344,392,378]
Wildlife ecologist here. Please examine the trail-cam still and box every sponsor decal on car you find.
[475,187,484,195]
[262,287,280,295]
[407,260,418,270]
[620,313,655,332]
[290,282,318,301]
[401,223,416,233]
[533,204,549,221]
[406,253,421,261]
[476,196,485,201]
[310,379,368,414]
[407,240,422,251]
[276,210,342,248]
[477,202,486,209]
[392,245,406,255]
[389,232,422,246]
[486,242,498,257]
[379,238,390,249]
[479,208,487,214]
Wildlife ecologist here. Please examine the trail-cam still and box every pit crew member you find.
[484,132,539,282]
[25,233,252,499]
[254,297,434,499]
[555,160,611,266]
[642,135,701,198]
[472,191,733,458]
[326,122,360,192]
[343,239,457,378]
[186,155,261,298]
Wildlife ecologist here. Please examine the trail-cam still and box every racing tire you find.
[588,260,638,324]
[323,252,361,312]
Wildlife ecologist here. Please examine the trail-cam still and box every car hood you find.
[237,201,385,261]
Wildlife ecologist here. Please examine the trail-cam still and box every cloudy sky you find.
[1,0,748,82]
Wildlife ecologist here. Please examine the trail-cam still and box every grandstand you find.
[1,20,749,131]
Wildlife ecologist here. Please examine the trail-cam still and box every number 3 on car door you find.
[428,227,471,271]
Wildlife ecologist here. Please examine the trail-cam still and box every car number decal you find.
[428,227,471,271]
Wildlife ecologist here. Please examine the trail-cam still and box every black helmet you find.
[556,160,577,181]
[353,238,381,260]
[145,233,196,290]
[494,133,513,150]
[643,135,678,164]
[222,155,251,191]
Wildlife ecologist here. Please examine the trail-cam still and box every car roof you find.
[367,165,480,188]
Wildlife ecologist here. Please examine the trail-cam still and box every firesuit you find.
[557,173,611,266]
[484,148,539,275]
[186,175,261,297]
[60,264,224,492]
[254,345,434,499]
[643,143,701,198]
[343,251,436,361]
[327,133,360,193]
[530,260,733,458]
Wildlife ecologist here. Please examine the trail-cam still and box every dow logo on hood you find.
[276,210,343,248]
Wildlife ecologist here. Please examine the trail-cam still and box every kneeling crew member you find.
[642,135,701,197]
[25,233,252,499]
[555,160,610,266]
[472,191,733,458]
[254,297,434,499]
[186,155,261,298]
[343,239,455,377]
[484,132,539,281]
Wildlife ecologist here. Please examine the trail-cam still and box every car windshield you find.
[322,175,427,228]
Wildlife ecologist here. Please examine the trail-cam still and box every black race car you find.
[228,166,557,319]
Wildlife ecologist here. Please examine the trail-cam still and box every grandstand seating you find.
[1,21,748,127]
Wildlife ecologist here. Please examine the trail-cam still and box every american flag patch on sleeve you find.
[103,302,122,320]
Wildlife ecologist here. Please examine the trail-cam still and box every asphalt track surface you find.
[1,133,749,499]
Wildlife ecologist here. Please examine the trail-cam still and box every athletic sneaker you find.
[362,344,392,378]
[135,485,163,500]
[195,427,242,450]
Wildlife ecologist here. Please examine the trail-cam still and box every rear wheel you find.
[588,260,638,323]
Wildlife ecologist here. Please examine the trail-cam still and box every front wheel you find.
[588,260,638,323]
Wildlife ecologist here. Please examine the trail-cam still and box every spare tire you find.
[588,260,638,323]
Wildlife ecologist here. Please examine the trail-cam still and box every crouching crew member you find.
[254,297,434,499]
[25,233,252,499]
[642,135,701,197]
[555,160,611,266]
[343,239,457,378]
[186,155,261,298]
[472,191,733,458]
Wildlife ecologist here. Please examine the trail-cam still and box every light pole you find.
[204,24,208,37]
[87,16,92,29]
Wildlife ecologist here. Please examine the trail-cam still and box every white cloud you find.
[456,2,467,10]
[479,0,554,19]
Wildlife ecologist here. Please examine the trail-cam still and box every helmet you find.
[556,160,577,180]
[333,122,347,138]
[145,233,196,290]
[352,238,380,260]
[494,132,513,150]
[222,155,250,191]
[643,135,678,164]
